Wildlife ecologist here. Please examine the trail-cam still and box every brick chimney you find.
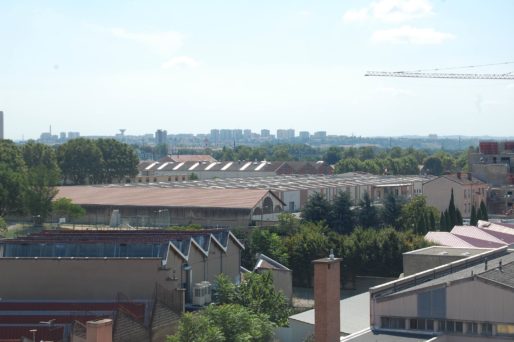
[313,253,342,342]
[86,319,113,342]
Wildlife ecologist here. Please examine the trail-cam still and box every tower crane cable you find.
[365,61,514,79]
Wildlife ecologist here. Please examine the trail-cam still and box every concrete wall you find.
[373,292,418,326]
[403,254,467,276]
[471,164,509,186]
[0,258,168,300]
[79,205,253,228]
[446,279,514,323]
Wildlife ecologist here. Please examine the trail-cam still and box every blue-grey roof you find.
[341,329,439,342]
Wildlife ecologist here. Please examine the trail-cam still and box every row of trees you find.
[238,214,429,287]
[301,191,438,235]
[0,138,136,224]
[58,138,139,184]
[159,144,470,176]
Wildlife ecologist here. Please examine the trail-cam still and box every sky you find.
[1,0,514,140]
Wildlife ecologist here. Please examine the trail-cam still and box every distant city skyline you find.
[1,0,514,140]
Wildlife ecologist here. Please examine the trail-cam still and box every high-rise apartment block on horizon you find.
[155,129,168,145]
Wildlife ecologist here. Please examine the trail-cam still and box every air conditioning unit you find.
[201,281,212,303]
[193,283,206,306]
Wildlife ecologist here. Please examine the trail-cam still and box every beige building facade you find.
[423,173,488,218]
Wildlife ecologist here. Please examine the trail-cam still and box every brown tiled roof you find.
[56,186,273,209]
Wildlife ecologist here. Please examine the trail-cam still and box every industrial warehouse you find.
[112,173,433,213]
[55,187,285,227]
[0,229,244,341]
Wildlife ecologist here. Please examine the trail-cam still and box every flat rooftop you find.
[404,246,492,257]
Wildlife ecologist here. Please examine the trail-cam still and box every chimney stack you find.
[313,254,342,342]
[86,318,113,342]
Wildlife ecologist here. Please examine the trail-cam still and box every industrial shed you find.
[55,186,284,228]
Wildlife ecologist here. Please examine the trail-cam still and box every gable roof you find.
[56,186,282,209]
[254,254,291,272]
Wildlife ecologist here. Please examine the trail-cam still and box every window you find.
[455,321,463,333]
[445,320,455,333]
[381,317,405,330]
[497,324,514,336]
[467,322,478,335]
[481,323,492,336]
[426,320,434,331]
[410,319,426,330]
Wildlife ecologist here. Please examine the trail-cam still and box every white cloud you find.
[372,0,432,23]
[110,28,183,54]
[161,56,199,69]
[342,8,369,23]
[343,0,432,23]
[376,86,414,97]
[372,26,454,44]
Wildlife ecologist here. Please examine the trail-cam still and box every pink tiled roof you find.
[451,225,507,248]
[425,232,475,248]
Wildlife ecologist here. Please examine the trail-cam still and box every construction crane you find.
[365,61,514,79]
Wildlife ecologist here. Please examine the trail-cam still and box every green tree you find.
[423,156,443,176]
[478,200,489,221]
[358,192,378,228]
[285,222,331,287]
[455,208,463,226]
[167,312,224,342]
[168,304,274,342]
[52,197,86,222]
[323,147,341,164]
[214,272,291,327]
[188,172,199,181]
[301,192,332,224]
[246,229,289,267]
[470,205,478,226]
[21,142,61,224]
[203,304,275,342]
[381,193,403,230]
[330,191,355,233]
[448,188,457,228]
[95,138,139,183]
[399,196,438,234]
[57,138,103,184]
[0,216,7,236]
[0,140,27,216]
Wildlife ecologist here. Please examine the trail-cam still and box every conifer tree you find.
[448,188,457,228]
[470,205,478,226]
[456,208,463,226]
[479,201,489,221]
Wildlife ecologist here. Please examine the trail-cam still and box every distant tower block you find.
[119,129,126,142]
[0,111,3,140]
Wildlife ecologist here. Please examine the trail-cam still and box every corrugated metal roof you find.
[56,187,274,209]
